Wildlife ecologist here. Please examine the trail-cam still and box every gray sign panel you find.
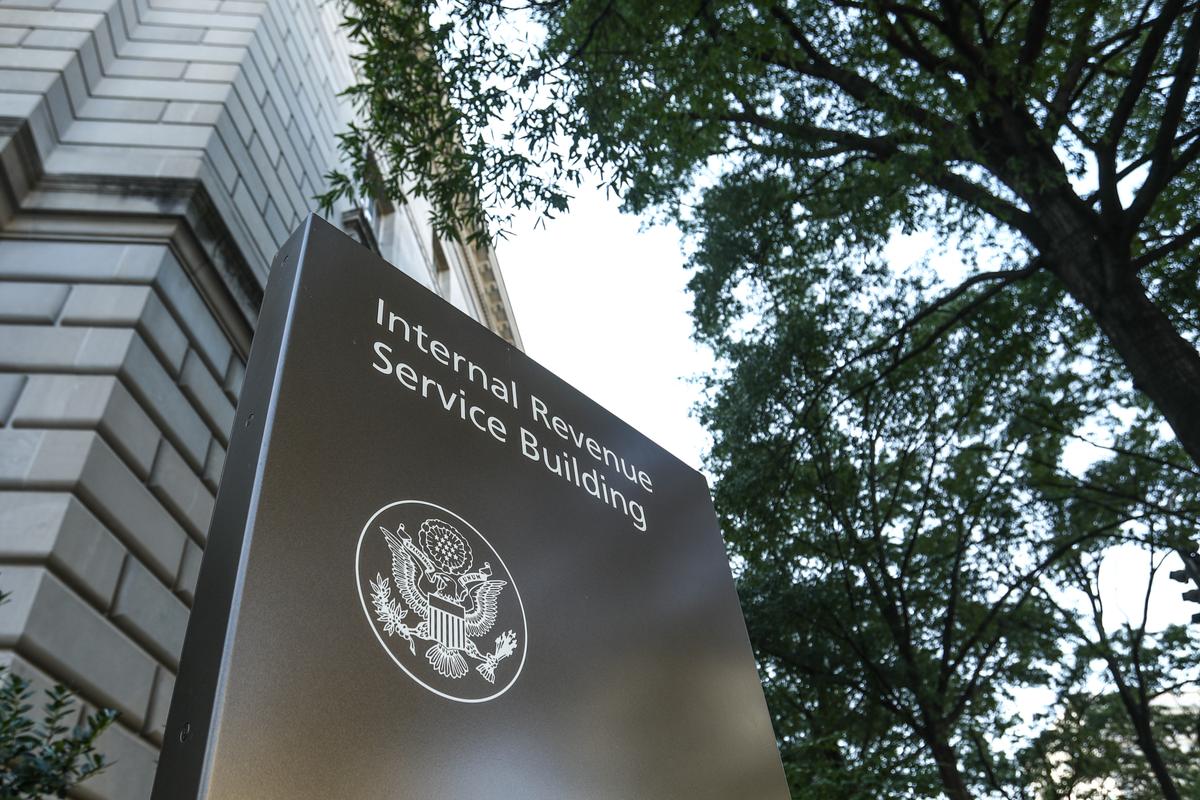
[152,215,789,799]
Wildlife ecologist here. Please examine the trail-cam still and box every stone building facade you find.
[0,0,520,795]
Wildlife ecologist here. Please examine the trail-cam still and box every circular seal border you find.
[354,500,528,703]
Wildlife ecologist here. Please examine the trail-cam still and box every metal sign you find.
[151,215,790,799]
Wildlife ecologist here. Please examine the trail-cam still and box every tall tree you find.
[327,0,1200,469]
[684,171,1199,798]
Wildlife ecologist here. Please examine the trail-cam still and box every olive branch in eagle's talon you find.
[476,630,518,684]
[370,573,417,654]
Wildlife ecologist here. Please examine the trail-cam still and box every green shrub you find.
[0,590,116,799]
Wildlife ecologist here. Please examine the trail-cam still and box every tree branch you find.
[767,4,960,137]
[1099,0,1187,224]
[1133,218,1200,271]
[1128,7,1200,225]
[1046,0,1102,130]
[1018,0,1052,67]
[851,259,1042,394]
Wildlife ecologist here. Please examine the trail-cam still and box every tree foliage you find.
[689,172,1200,798]
[1023,681,1199,800]
[1021,572,1200,800]
[0,592,116,799]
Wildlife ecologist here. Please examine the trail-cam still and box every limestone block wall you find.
[0,0,522,796]
[1,0,353,279]
[0,239,241,797]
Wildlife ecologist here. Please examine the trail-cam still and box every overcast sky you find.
[495,185,714,473]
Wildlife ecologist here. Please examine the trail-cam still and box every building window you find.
[342,201,382,254]
[432,236,452,298]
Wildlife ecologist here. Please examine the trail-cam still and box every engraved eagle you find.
[369,519,518,683]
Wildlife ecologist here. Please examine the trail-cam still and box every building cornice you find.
[454,239,523,350]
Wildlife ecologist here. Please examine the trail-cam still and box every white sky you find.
[495,185,714,473]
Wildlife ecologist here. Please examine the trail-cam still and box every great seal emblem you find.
[355,500,527,702]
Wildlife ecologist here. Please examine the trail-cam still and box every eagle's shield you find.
[428,593,467,652]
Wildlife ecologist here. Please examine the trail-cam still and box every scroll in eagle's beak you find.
[381,524,410,542]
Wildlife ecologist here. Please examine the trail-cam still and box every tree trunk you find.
[1120,693,1183,800]
[922,729,974,800]
[1104,654,1183,800]
[1051,243,1200,471]
[1033,197,1192,800]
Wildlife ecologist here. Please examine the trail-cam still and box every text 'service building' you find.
[0,1,520,796]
